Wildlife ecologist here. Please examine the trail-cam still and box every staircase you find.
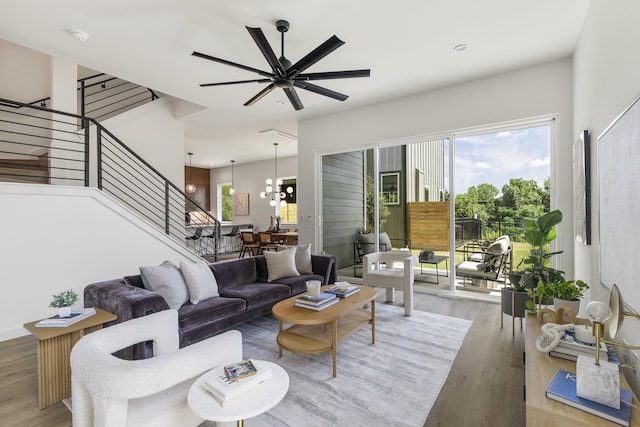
[0,87,220,261]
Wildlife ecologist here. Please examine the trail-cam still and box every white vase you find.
[58,306,72,318]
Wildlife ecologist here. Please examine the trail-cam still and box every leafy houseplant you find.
[548,279,589,301]
[503,210,565,320]
[508,209,566,292]
[49,289,78,317]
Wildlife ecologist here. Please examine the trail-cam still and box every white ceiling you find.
[0,0,589,168]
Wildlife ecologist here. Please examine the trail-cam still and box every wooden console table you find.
[525,317,639,426]
[23,308,117,409]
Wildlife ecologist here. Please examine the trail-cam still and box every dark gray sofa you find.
[84,253,337,359]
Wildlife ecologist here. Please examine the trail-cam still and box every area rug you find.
[207,303,472,427]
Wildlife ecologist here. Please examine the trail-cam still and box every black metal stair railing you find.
[0,97,220,260]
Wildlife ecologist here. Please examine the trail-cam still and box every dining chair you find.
[258,231,277,254]
[239,231,260,258]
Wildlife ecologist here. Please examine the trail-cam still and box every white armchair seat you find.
[71,309,243,427]
[362,250,418,316]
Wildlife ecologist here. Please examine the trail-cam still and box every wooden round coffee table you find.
[271,285,376,377]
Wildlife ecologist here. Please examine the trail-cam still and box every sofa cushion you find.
[177,296,246,330]
[276,274,326,295]
[179,260,219,304]
[139,261,189,310]
[218,283,291,308]
[210,257,257,290]
[264,249,300,282]
[276,243,313,275]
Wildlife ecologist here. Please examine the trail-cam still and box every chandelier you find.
[260,143,293,207]
[185,152,196,194]
[229,160,235,195]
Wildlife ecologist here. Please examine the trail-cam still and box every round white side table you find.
[188,360,289,427]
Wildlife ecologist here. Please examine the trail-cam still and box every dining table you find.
[270,231,298,245]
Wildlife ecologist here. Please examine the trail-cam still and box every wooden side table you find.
[23,307,117,409]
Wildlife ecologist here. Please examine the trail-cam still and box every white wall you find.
[573,0,640,342]
[0,183,201,341]
[0,39,50,102]
[298,59,575,278]
[210,155,297,232]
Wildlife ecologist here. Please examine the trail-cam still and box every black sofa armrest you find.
[84,279,170,325]
[311,253,337,285]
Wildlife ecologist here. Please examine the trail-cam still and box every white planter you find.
[553,298,581,320]
[58,306,72,318]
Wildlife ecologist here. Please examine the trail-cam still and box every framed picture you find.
[233,193,249,216]
[224,360,257,381]
[574,130,591,245]
[380,172,400,205]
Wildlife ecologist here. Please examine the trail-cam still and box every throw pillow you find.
[379,232,393,251]
[179,260,219,304]
[139,261,189,310]
[264,248,300,282]
[275,244,314,275]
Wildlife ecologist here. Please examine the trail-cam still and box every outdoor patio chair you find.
[455,235,512,286]
[353,230,411,276]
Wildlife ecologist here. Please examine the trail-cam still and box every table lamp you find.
[586,284,640,366]
[578,284,640,408]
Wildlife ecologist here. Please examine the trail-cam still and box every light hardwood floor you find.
[0,291,525,427]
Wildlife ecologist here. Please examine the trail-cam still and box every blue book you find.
[545,369,633,426]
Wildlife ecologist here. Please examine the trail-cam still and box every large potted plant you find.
[502,209,566,319]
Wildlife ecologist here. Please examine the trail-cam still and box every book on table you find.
[294,297,339,311]
[35,308,96,328]
[549,330,608,360]
[203,360,272,406]
[545,369,632,426]
[297,291,337,306]
[325,281,360,298]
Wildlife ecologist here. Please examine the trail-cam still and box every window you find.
[219,183,232,222]
[279,178,297,223]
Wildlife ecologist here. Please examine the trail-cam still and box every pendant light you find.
[259,143,293,207]
[229,160,235,195]
[185,152,196,194]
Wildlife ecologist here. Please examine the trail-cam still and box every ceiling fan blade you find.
[293,81,348,102]
[283,87,304,111]
[191,51,273,78]
[246,26,286,77]
[200,79,272,87]
[295,69,371,80]
[244,83,276,106]
[286,35,345,78]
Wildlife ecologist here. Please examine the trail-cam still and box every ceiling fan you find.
[191,19,370,111]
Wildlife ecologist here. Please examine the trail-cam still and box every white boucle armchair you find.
[71,309,242,427]
[362,250,418,316]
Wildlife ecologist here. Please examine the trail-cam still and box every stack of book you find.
[294,292,338,311]
[550,329,608,362]
[325,282,360,298]
[35,307,96,328]
[546,369,632,426]
[203,360,271,406]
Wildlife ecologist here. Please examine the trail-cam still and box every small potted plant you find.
[49,289,78,317]
[548,279,589,316]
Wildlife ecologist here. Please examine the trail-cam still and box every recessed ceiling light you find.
[453,44,468,52]
[70,30,90,42]
[276,100,285,105]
